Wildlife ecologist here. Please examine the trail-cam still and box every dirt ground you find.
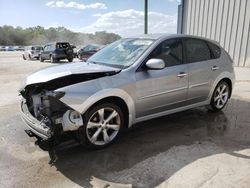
[0,52,250,188]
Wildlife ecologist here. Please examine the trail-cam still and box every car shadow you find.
[52,98,250,187]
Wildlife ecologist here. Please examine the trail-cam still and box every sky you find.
[0,0,180,37]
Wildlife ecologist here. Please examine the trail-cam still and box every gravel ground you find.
[0,52,250,188]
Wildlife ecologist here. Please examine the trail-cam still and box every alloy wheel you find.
[86,107,121,146]
[214,83,229,109]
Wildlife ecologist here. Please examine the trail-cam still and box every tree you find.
[0,25,121,46]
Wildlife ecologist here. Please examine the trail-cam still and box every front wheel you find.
[39,55,44,62]
[78,103,124,149]
[208,81,230,111]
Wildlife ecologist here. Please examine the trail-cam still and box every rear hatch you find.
[31,46,43,55]
[55,42,73,57]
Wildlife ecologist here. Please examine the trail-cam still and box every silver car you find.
[19,34,235,149]
[23,45,43,60]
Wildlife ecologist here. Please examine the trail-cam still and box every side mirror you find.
[145,59,165,70]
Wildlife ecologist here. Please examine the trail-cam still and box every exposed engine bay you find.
[19,70,119,143]
[21,89,83,138]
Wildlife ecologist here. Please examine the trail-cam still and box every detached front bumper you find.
[20,101,52,140]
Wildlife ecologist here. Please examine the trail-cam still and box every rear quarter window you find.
[184,38,211,63]
[56,43,70,49]
[207,42,221,59]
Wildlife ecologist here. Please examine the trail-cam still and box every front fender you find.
[60,88,136,127]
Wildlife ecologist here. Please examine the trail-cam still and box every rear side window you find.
[56,43,70,49]
[207,42,221,59]
[149,39,183,67]
[184,38,211,63]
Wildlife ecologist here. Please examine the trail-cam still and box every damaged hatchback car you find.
[19,34,235,149]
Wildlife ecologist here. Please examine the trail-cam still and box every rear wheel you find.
[77,103,124,149]
[209,81,230,111]
[28,54,32,60]
[68,58,73,62]
[50,55,56,63]
[22,55,26,60]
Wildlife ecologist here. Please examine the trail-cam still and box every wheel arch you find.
[219,78,232,98]
[70,88,136,128]
[85,96,130,128]
[209,71,235,101]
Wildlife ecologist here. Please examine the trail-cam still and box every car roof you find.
[46,42,69,45]
[127,33,220,46]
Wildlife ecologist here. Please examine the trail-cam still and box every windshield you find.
[88,38,154,68]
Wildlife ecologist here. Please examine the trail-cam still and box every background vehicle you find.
[5,46,15,51]
[20,34,235,149]
[70,44,78,58]
[23,46,43,60]
[78,44,104,60]
[0,46,6,51]
[15,46,25,51]
[40,42,74,63]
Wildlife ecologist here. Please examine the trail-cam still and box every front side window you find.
[149,39,183,67]
[88,38,154,68]
[184,38,211,63]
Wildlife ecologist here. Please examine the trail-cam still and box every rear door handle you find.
[177,72,188,78]
[212,66,219,71]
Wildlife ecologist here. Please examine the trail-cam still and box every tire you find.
[50,55,56,63]
[68,58,73,62]
[39,55,44,62]
[208,81,230,112]
[22,55,26,60]
[77,103,124,149]
[28,54,32,60]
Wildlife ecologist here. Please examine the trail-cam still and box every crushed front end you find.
[20,87,84,144]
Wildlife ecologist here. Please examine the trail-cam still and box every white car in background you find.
[23,45,43,60]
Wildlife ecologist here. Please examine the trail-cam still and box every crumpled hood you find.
[20,62,120,91]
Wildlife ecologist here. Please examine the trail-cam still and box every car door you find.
[47,44,53,59]
[135,38,188,118]
[41,45,48,59]
[183,38,214,104]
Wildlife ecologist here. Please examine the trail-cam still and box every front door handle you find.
[212,66,219,71]
[177,72,188,78]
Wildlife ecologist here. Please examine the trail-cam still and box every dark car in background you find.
[40,42,74,63]
[78,44,104,60]
[15,46,25,51]
[23,45,43,60]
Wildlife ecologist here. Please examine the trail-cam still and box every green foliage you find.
[0,25,121,46]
